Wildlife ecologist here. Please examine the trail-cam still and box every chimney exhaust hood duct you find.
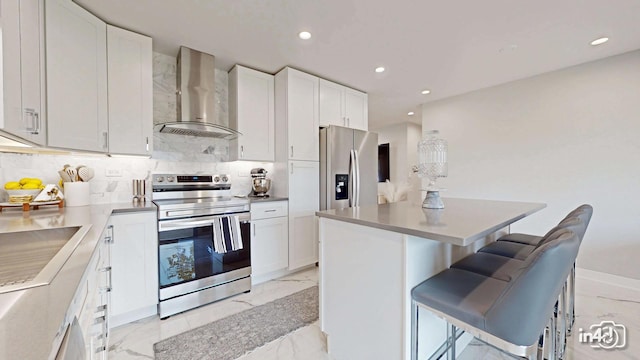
[157,46,241,139]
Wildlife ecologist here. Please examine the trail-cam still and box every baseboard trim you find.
[575,267,640,291]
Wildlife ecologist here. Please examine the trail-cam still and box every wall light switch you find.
[106,168,123,177]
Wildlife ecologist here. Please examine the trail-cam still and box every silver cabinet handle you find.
[146,137,149,152]
[264,209,276,213]
[290,146,294,158]
[253,224,256,237]
[24,108,39,134]
[104,225,114,244]
[241,145,244,158]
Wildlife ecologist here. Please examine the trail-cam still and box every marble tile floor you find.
[109,269,640,360]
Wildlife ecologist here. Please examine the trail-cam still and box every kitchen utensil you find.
[77,167,94,182]
[58,170,72,183]
[66,168,78,182]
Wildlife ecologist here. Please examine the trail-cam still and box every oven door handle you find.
[160,220,215,231]
[158,214,250,232]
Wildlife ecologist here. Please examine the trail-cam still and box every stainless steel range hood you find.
[157,46,241,139]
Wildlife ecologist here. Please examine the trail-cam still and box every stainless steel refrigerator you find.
[320,126,378,210]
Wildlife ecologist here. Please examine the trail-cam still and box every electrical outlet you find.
[105,168,123,177]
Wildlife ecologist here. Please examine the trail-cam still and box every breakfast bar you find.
[316,197,545,360]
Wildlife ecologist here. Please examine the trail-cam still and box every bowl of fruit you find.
[4,178,45,203]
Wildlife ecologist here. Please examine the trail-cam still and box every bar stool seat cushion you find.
[479,241,534,260]
[451,252,526,281]
[411,269,508,330]
[497,233,543,246]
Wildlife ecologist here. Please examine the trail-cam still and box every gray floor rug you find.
[154,286,319,360]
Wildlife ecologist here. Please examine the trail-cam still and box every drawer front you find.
[251,201,288,220]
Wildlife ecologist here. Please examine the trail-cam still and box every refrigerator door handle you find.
[349,149,356,207]
[354,149,361,206]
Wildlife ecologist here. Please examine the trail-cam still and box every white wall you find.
[422,50,640,280]
[374,122,422,201]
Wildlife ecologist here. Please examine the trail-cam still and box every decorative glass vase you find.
[417,130,448,208]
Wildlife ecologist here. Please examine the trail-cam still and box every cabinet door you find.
[288,160,319,270]
[319,79,344,128]
[107,25,152,155]
[344,87,368,131]
[109,212,158,328]
[1,0,46,145]
[229,65,275,161]
[287,69,319,161]
[251,217,289,278]
[46,0,108,152]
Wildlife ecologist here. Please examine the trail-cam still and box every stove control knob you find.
[213,176,220,183]
[156,176,164,183]
[221,175,229,183]
[166,176,175,183]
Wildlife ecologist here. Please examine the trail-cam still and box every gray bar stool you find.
[452,217,584,359]
[411,229,580,360]
[485,204,593,336]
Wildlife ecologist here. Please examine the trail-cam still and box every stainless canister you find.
[132,179,146,202]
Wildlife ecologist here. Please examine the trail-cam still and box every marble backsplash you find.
[0,52,274,203]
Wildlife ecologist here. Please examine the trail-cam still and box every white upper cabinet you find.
[107,25,153,156]
[343,87,368,131]
[275,67,319,161]
[45,0,108,152]
[229,65,275,161]
[1,0,46,145]
[318,78,368,131]
[318,79,343,127]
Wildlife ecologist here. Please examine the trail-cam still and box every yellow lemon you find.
[4,181,21,190]
[22,183,40,190]
[19,178,32,185]
[27,179,43,186]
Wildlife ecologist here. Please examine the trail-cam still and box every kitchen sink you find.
[0,225,91,294]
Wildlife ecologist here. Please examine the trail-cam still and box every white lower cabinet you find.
[75,223,111,360]
[108,211,158,329]
[251,201,289,284]
[288,161,319,270]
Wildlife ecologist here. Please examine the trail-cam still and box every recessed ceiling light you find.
[298,31,312,40]
[421,89,431,95]
[375,66,385,73]
[590,37,609,46]
[408,112,415,116]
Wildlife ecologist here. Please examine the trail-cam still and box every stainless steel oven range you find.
[152,174,251,318]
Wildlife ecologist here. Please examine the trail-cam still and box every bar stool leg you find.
[567,263,576,335]
[549,314,558,360]
[558,284,567,359]
[447,324,456,360]
[411,300,419,360]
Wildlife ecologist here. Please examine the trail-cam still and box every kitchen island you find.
[317,197,545,360]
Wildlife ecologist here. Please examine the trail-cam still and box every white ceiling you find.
[76,0,640,130]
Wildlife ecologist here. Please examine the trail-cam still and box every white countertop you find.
[0,202,156,360]
[316,197,546,246]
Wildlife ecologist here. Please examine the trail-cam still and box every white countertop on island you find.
[316,197,546,246]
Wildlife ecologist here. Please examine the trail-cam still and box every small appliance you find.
[249,168,271,197]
